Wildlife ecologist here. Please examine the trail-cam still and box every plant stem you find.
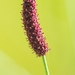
[42,55,50,75]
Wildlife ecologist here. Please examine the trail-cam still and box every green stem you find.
[42,55,50,75]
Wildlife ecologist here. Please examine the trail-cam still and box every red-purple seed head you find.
[22,0,50,56]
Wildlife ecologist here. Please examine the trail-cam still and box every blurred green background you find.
[0,0,75,75]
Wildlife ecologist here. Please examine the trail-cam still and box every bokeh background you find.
[0,0,75,75]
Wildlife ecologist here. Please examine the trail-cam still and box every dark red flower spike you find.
[22,0,50,56]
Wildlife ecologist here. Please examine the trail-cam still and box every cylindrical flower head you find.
[22,0,50,56]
